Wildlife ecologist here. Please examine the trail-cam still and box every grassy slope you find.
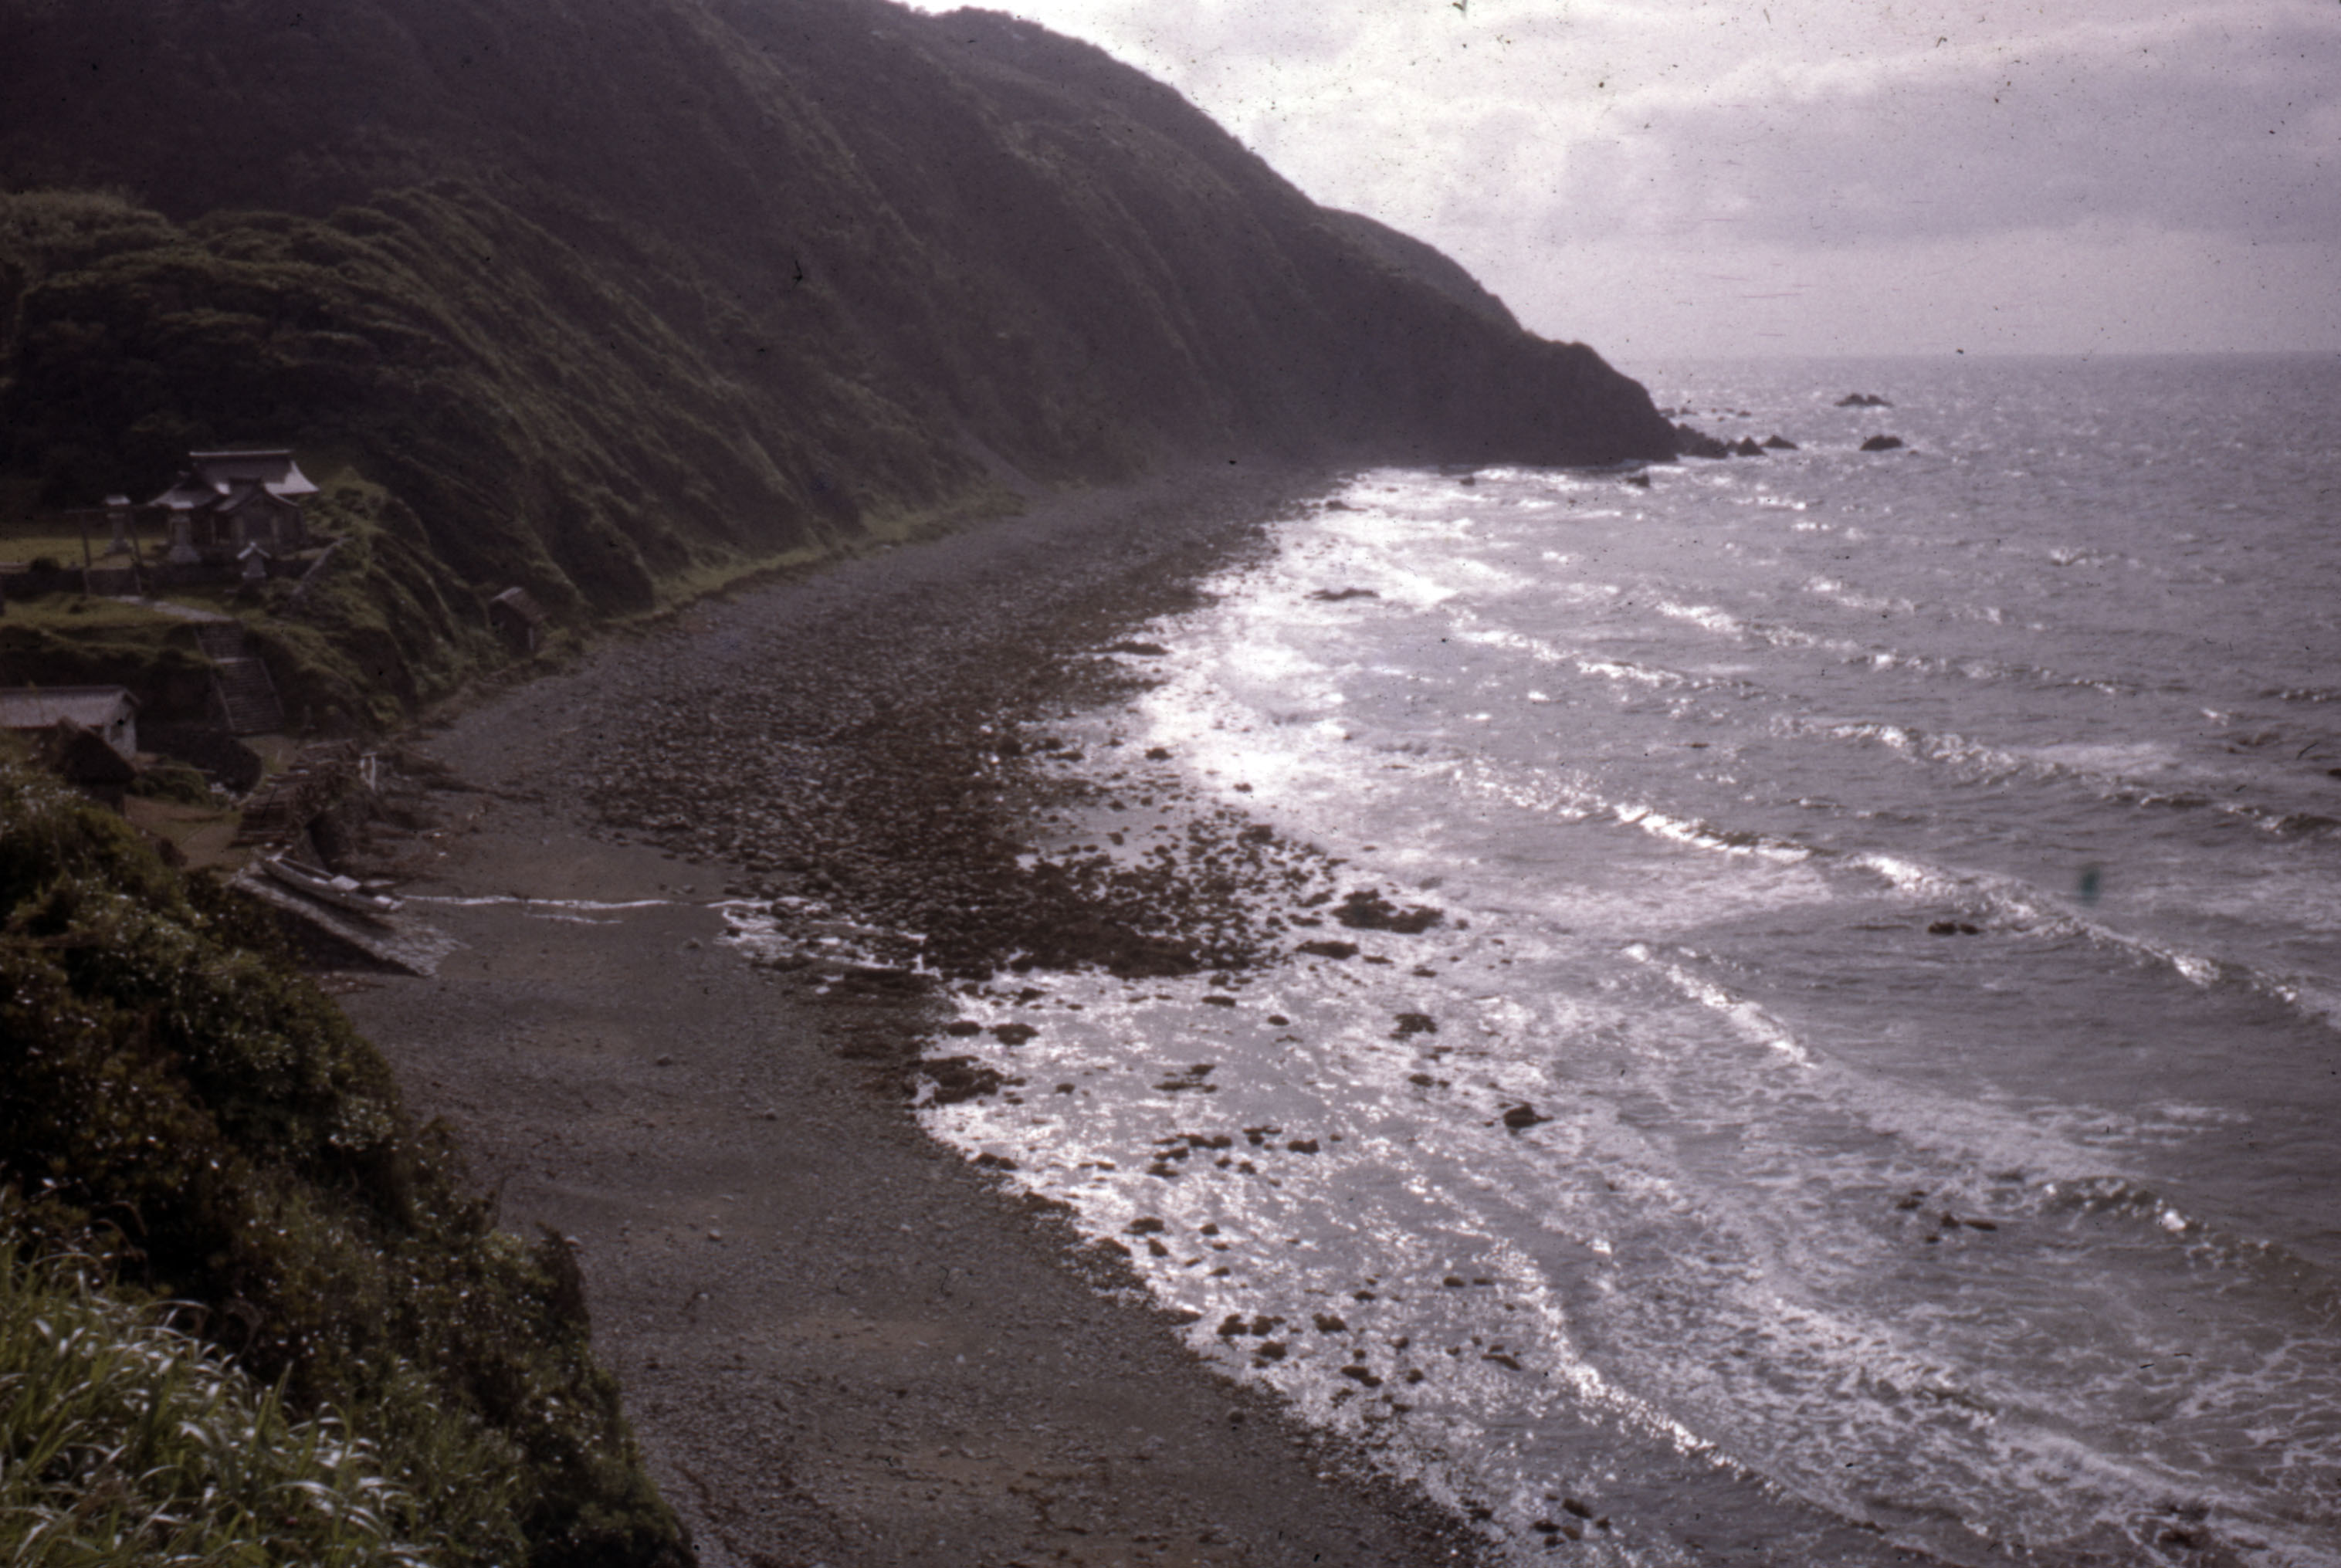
[0,750,689,1566]
[0,8,1675,1558]
[0,0,1674,726]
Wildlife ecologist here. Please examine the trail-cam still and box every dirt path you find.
[338,467,1486,1568]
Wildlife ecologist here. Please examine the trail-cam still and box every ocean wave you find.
[1838,848,2341,1036]
[1801,576,1916,616]
[1804,720,2340,841]
[1624,944,1814,1065]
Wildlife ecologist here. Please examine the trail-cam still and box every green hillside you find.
[0,8,1681,1560]
[1,0,1673,719]
[0,750,687,1566]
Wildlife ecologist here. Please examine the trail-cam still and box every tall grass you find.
[0,756,685,1566]
[0,1234,469,1566]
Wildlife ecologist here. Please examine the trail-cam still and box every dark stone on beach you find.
[1106,640,1170,656]
[943,1019,984,1035]
[1309,587,1380,602]
[1127,1216,1167,1234]
[1143,746,1172,760]
[1298,939,1360,960]
[1313,1312,1348,1333]
[1408,1072,1437,1087]
[1482,1352,1522,1370]
[1838,391,1894,408]
[1201,994,1238,1007]
[1287,1138,1321,1153]
[1391,1012,1438,1038]
[1928,919,1981,936]
[1763,434,1799,449]
[1860,434,1906,452]
[1623,471,1652,488]
[1333,889,1442,933]
[1562,1498,1595,1519]
[925,1055,1013,1104]
[1154,1063,1217,1092]
[989,1022,1038,1045]
[1729,436,1766,457]
[1501,1102,1550,1132]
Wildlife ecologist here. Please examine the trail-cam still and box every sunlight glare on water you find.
[924,356,2341,1566]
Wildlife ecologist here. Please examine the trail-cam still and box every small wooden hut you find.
[488,586,548,654]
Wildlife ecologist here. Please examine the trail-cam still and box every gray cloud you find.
[1535,17,2341,247]
[906,1,2341,353]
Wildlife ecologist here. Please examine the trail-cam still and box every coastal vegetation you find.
[1,1232,493,1566]
[2,2,1681,1556]
[0,0,1674,728]
[0,751,689,1565]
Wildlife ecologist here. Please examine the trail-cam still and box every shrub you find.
[0,1229,493,1566]
[0,755,689,1566]
[127,757,212,804]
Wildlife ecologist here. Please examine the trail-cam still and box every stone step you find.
[212,656,285,735]
[191,621,245,660]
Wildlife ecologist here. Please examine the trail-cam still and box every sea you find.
[908,354,2341,1566]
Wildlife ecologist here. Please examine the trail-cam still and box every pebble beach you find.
[337,463,1487,1568]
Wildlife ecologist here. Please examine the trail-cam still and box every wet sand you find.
[338,466,1487,1568]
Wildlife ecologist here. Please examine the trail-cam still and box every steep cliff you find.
[0,0,1673,676]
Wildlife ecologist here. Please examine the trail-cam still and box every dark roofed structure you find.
[488,586,549,654]
[150,449,318,564]
[0,686,140,759]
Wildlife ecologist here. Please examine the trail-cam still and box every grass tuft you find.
[0,754,688,1566]
[0,1230,480,1566]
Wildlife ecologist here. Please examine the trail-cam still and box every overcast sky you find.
[900,0,2341,361]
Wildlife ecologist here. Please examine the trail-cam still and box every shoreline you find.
[338,464,1492,1566]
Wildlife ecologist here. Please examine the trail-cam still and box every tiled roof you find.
[490,586,549,625]
[149,450,320,508]
[0,686,140,731]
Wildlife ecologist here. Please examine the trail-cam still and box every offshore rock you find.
[1673,423,1735,459]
